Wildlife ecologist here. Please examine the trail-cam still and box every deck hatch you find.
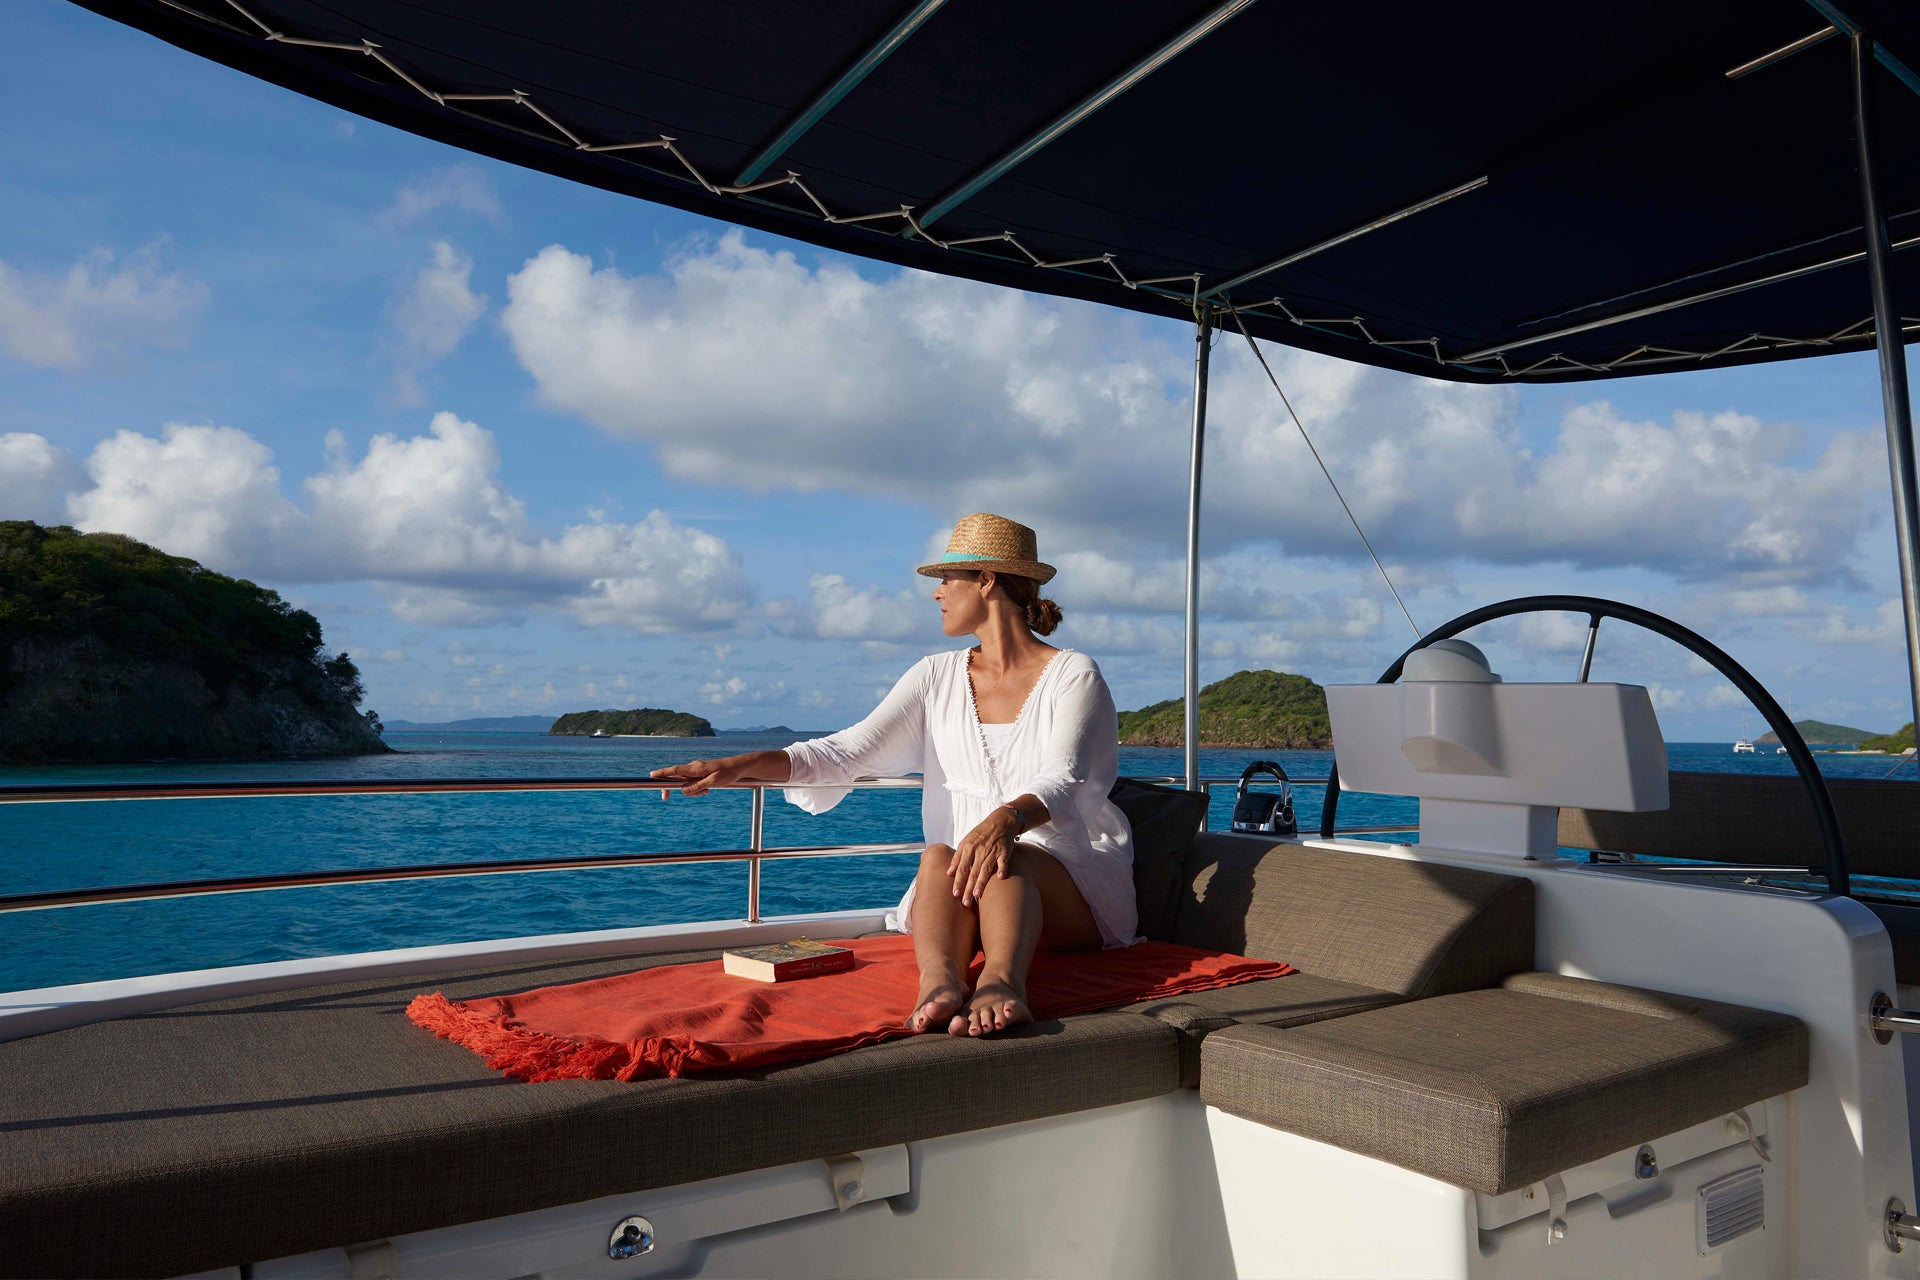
[1697,1165,1765,1252]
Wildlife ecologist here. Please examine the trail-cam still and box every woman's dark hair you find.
[997,573,1063,637]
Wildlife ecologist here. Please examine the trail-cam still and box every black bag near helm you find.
[1229,760,1297,836]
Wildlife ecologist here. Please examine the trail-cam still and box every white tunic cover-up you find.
[782,648,1140,948]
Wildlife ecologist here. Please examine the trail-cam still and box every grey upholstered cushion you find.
[1174,835,1536,997]
[1110,778,1210,941]
[1563,771,1920,983]
[1200,972,1808,1195]
[1125,973,1401,1087]
[0,948,1180,1279]
[1560,769,1918,880]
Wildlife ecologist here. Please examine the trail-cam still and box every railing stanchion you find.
[0,775,1362,916]
[748,785,766,923]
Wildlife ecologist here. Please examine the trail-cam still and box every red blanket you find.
[407,935,1292,1081]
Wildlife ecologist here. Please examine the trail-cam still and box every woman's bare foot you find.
[905,976,969,1033]
[951,977,1030,1036]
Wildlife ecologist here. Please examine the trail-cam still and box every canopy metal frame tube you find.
[1813,2,1920,97]
[1184,305,1214,791]
[1853,32,1920,748]
[1458,229,1920,364]
[916,0,1255,231]
[733,0,948,186]
[1207,175,1488,301]
[1726,24,1840,80]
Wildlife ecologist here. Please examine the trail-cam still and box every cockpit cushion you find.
[1173,835,1536,998]
[1200,971,1808,1195]
[1126,973,1401,1087]
[0,948,1180,1279]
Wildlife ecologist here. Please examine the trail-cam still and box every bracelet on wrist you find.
[999,803,1027,833]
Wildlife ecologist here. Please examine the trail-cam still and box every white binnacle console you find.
[1325,639,1669,859]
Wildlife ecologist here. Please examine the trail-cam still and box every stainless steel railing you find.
[0,774,1409,921]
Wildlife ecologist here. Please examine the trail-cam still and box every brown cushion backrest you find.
[1559,770,1920,878]
[1111,778,1211,941]
[1173,834,1534,997]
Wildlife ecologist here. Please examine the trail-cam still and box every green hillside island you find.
[1861,722,1917,754]
[551,708,716,737]
[0,522,387,764]
[1755,719,1878,747]
[1117,669,1331,749]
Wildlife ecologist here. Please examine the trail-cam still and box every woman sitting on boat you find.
[651,513,1136,1037]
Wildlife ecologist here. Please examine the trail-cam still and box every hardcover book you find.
[721,938,855,982]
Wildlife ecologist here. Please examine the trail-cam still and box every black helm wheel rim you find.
[1316,594,1848,896]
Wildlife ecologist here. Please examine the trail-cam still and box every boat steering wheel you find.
[1316,594,1849,896]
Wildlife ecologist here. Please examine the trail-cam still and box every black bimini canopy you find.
[73,0,1920,382]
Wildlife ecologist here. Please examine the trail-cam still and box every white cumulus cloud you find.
[499,233,1885,591]
[0,433,84,522]
[0,246,204,370]
[389,240,486,403]
[768,573,930,642]
[499,232,1191,524]
[1810,599,1905,646]
[380,165,504,228]
[63,412,752,633]
[1448,404,1881,579]
[68,424,305,572]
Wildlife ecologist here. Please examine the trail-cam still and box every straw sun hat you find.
[915,513,1057,585]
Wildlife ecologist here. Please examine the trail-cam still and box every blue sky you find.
[1,1,1913,739]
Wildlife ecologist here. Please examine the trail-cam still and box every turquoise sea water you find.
[1,733,1911,991]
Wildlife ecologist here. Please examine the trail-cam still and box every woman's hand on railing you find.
[649,750,791,797]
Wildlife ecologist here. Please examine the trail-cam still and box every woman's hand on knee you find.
[951,811,1022,906]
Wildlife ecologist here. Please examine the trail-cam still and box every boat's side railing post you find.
[1183,304,1214,794]
[747,784,766,923]
[1853,29,1920,749]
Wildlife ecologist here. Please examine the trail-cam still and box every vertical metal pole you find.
[1855,34,1920,741]
[1577,615,1601,682]
[1184,307,1214,792]
[747,785,765,923]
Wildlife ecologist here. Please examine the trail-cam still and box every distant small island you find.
[722,724,794,734]
[551,708,716,737]
[0,522,387,764]
[384,715,556,733]
[1118,669,1330,749]
[1756,719,1876,747]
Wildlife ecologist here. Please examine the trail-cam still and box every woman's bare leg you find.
[905,844,978,1032]
[957,845,1101,1036]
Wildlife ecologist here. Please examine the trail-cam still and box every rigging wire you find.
[1228,308,1423,639]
